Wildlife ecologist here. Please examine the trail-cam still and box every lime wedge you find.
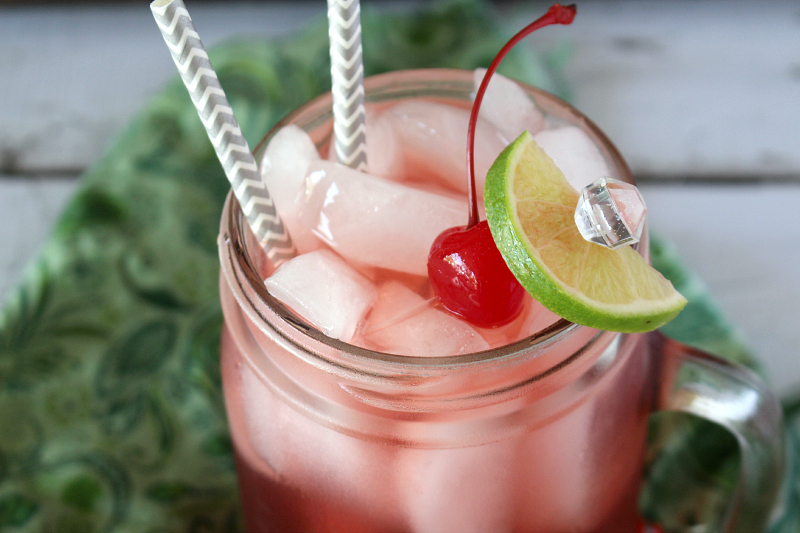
[484,131,687,333]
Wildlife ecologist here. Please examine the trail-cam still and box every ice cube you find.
[328,106,406,182]
[474,68,545,140]
[240,363,404,528]
[400,442,516,533]
[365,280,432,331]
[522,304,562,337]
[512,396,595,530]
[264,249,376,341]
[300,160,466,276]
[363,281,490,357]
[259,125,322,253]
[533,126,611,192]
[387,100,509,196]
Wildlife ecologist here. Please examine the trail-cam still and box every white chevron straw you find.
[327,0,368,171]
[150,0,296,265]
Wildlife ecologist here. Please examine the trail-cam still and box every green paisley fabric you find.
[0,1,794,532]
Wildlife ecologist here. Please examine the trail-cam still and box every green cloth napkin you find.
[0,1,793,531]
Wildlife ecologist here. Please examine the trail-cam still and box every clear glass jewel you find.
[574,177,647,249]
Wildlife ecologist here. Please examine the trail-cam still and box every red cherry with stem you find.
[428,220,525,328]
[427,4,577,328]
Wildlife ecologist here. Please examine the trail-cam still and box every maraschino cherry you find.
[427,4,577,328]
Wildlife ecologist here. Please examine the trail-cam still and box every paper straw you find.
[150,0,296,265]
[327,0,368,171]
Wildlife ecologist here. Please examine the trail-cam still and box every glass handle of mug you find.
[651,331,786,532]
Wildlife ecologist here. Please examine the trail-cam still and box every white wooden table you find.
[2,0,799,393]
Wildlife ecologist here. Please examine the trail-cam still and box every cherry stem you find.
[466,3,577,229]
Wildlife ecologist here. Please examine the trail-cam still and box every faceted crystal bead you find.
[574,177,647,249]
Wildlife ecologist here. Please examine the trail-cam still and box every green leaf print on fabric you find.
[97,321,178,387]
[0,494,38,528]
[61,475,104,512]
[0,1,792,532]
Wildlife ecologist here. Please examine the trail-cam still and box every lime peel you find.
[484,131,687,333]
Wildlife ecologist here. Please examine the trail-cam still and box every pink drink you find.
[218,69,654,532]
[220,325,650,533]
